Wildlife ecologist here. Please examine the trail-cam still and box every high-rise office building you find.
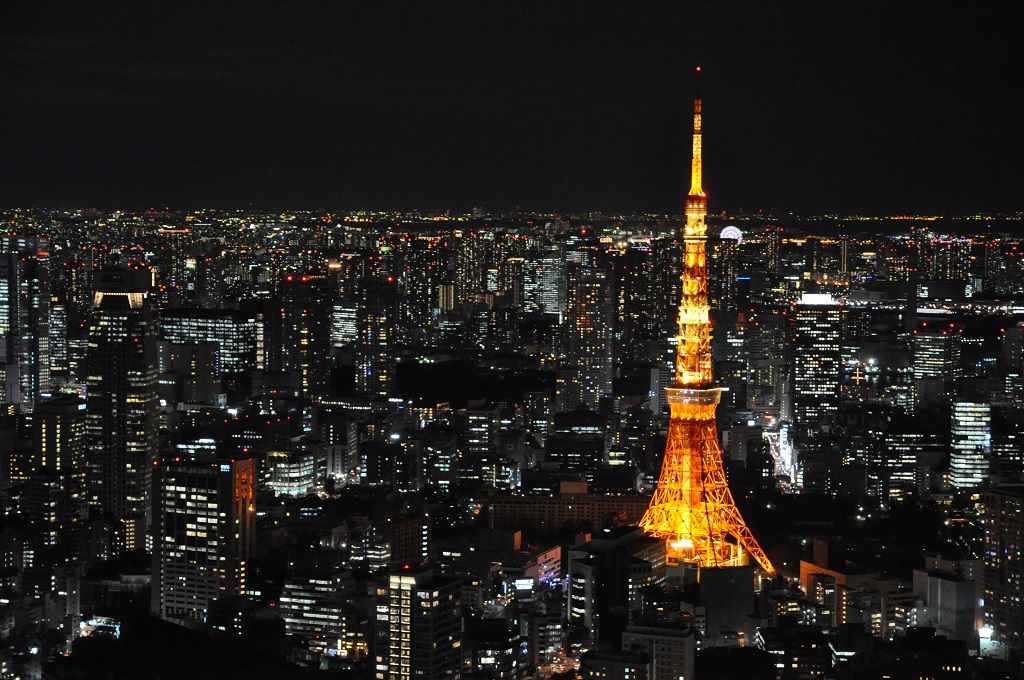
[279,567,358,647]
[499,255,526,308]
[0,229,51,411]
[949,400,991,489]
[85,269,158,549]
[459,406,501,486]
[34,394,87,473]
[278,270,333,398]
[620,244,661,363]
[746,312,789,412]
[762,225,782,275]
[50,252,93,384]
[982,485,1024,653]
[48,301,67,386]
[562,265,613,412]
[189,253,222,311]
[157,341,222,406]
[913,322,963,381]
[649,236,682,347]
[708,231,741,314]
[28,394,88,564]
[355,277,400,397]
[544,410,608,481]
[464,617,526,680]
[523,247,566,318]
[791,294,843,436]
[1001,322,1024,403]
[331,302,359,348]
[568,528,666,641]
[455,230,489,304]
[158,308,261,378]
[930,237,972,280]
[151,455,256,621]
[375,567,463,680]
[151,227,197,308]
[394,236,448,343]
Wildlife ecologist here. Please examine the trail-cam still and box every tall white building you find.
[792,294,842,435]
[950,400,990,489]
[523,247,566,319]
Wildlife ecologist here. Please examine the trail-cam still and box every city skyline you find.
[4,188,1024,676]
[4,4,1024,675]
[3,2,1023,215]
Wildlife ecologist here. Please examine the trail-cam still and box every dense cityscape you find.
[3,1,1024,675]
[2,190,1024,679]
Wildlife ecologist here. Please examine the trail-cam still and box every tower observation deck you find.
[639,70,775,576]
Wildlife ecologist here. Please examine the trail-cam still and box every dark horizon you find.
[3,2,1023,216]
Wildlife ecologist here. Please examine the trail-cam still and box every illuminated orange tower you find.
[639,70,774,575]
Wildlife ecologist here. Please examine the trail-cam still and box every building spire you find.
[685,67,707,238]
[689,66,703,199]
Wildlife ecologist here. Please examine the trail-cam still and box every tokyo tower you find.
[639,70,775,575]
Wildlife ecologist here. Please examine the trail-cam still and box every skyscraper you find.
[708,229,741,314]
[982,485,1024,653]
[562,265,614,412]
[375,567,463,680]
[930,237,972,280]
[913,322,963,410]
[85,269,158,550]
[355,276,400,397]
[620,244,661,363]
[158,308,261,378]
[34,394,87,472]
[523,246,566,318]
[151,455,256,621]
[913,323,963,378]
[29,395,88,565]
[50,250,93,385]
[278,270,333,398]
[949,400,991,490]
[0,228,51,411]
[279,567,358,648]
[455,229,489,304]
[460,405,502,486]
[151,227,197,308]
[791,293,843,437]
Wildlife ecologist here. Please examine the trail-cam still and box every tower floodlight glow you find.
[639,73,775,576]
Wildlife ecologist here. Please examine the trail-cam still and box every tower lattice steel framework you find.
[639,72,775,575]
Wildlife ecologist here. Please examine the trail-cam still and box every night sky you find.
[3,2,1022,215]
